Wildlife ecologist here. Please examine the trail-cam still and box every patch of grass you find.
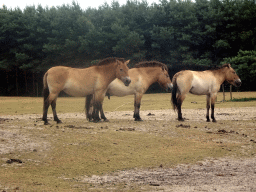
[228,97,256,102]
[1,92,255,115]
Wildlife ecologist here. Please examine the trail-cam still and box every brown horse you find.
[86,61,173,121]
[171,63,241,122]
[42,57,131,124]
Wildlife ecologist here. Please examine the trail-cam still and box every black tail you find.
[171,79,178,111]
[43,73,49,105]
[42,72,50,122]
[85,94,93,119]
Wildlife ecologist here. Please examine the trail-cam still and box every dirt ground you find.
[1,107,256,191]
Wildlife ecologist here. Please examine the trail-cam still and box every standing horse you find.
[86,61,173,121]
[42,57,131,125]
[171,63,241,122]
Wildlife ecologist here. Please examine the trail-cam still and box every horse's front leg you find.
[134,93,143,121]
[100,108,109,122]
[210,94,217,122]
[92,92,105,122]
[85,95,94,122]
[206,95,211,122]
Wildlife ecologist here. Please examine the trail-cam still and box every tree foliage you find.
[0,0,256,95]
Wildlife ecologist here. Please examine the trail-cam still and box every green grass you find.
[228,97,256,102]
[0,92,256,115]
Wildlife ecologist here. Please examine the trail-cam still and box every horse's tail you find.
[171,77,178,111]
[85,94,93,119]
[43,72,49,103]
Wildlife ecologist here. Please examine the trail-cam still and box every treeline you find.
[0,0,256,95]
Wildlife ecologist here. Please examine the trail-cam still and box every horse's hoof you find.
[212,119,217,123]
[178,118,184,121]
[44,122,50,125]
[135,118,143,121]
[104,119,110,122]
[57,120,62,124]
[206,119,210,122]
[93,119,101,123]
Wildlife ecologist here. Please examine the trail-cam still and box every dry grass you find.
[0,92,256,191]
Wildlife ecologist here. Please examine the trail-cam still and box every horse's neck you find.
[213,68,226,85]
[142,67,161,85]
[96,63,117,83]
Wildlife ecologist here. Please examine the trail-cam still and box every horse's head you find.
[157,67,173,92]
[224,64,242,87]
[116,59,131,86]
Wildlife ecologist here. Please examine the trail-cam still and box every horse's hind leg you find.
[43,98,50,125]
[177,93,186,121]
[210,94,217,122]
[134,93,143,121]
[51,98,62,124]
[43,93,59,125]
[206,95,211,122]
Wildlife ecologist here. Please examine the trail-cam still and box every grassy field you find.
[0,91,256,115]
[0,92,256,191]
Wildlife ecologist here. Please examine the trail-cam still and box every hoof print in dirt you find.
[176,124,190,128]
[149,182,160,186]
[118,127,135,131]
[6,159,23,164]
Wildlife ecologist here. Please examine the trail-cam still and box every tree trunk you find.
[222,84,225,102]
[16,68,19,96]
[230,85,232,100]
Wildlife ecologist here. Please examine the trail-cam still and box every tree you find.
[223,50,256,91]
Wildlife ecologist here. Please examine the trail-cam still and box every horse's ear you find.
[125,60,130,66]
[228,63,231,68]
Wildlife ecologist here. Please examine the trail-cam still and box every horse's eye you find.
[120,68,123,72]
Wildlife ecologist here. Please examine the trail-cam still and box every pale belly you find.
[189,77,214,95]
[63,79,95,97]
[189,86,210,95]
[108,79,138,97]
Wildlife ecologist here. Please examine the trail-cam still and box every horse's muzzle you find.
[122,77,131,86]
[234,79,242,87]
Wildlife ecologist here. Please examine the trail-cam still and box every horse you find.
[42,57,131,125]
[171,63,242,122]
[86,61,173,121]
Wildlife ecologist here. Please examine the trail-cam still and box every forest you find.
[0,0,256,96]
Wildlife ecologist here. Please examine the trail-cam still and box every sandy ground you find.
[80,157,256,192]
[1,107,256,191]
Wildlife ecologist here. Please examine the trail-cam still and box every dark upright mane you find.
[133,61,168,71]
[96,57,125,66]
[210,63,231,71]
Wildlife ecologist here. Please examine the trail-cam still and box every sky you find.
[2,0,159,10]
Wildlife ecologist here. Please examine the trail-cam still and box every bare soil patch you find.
[81,157,256,192]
